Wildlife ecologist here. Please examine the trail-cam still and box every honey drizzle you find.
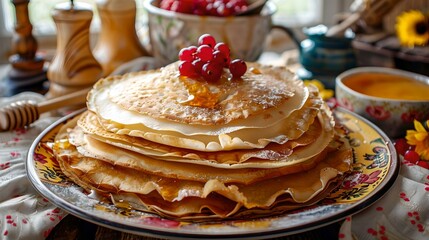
[178,67,261,108]
[179,75,223,108]
[54,139,71,149]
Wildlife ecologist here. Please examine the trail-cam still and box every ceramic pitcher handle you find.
[271,25,301,49]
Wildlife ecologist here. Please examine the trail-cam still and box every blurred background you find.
[0,0,355,64]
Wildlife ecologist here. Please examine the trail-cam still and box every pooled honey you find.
[343,73,429,100]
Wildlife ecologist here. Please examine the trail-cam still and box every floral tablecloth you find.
[340,158,429,240]
[1,91,428,239]
[0,93,67,240]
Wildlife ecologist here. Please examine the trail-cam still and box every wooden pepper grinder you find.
[5,0,47,96]
[46,0,102,99]
[93,0,149,76]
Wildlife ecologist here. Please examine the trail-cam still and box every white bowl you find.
[335,67,429,138]
[143,0,277,66]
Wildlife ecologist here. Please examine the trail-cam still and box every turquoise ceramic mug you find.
[276,25,356,81]
[299,25,356,76]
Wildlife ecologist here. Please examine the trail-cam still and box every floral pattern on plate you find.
[26,107,399,238]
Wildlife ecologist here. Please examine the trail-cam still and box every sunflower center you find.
[415,21,428,35]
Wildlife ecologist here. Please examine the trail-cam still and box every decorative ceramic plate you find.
[27,107,399,239]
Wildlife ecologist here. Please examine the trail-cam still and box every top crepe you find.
[87,62,317,151]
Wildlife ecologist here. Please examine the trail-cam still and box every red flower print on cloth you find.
[9,151,21,158]
[1,209,66,239]
[338,216,352,239]
[367,225,388,239]
[424,182,429,192]
[424,175,429,192]
[0,162,11,170]
[0,162,10,170]
[366,105,391,120]
[407,211,425,232]
[14,128,28,136]
[5,215,17,227]
[339,98,354,111]
[46,208,63,222]
[400,192,410,202]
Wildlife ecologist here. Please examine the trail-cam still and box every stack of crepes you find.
[52,62,353,220]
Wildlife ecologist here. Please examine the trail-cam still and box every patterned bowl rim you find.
[335,66,429,103]
[143,0,277,21]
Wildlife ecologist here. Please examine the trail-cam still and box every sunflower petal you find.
[406,130,418,143]
[414,120,427,133]
[414,132,428,141]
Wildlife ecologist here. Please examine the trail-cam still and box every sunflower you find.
[303,79,333,100]
[395,10,429,47]
[406,120,429,161]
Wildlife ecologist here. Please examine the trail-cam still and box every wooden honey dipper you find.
[0,87,90,132]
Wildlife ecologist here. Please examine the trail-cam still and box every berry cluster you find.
[160,0,248,17]
[178,34,247,82]
[394,138,429,169]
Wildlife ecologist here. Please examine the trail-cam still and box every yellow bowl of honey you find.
[335,67,429,138]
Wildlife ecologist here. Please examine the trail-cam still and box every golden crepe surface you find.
[87,62,316,151]
[52,61,353,220]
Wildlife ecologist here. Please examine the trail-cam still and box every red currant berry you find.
[160,0,174,10]
[226,0,248,14]
[212,50,227,65]
[234,0,248,7]
[178,46,197,61]
[196,45,214,61]
[192,59,205,75]
[217,4,233,16]
[394,138,410,156]
[214,42,230,56]
[179,61,196,77]
[202,62,222,82]
[170,1,193,14]
[194,0,209,15]
[198,34,216,48]
[212,1,223,9]
[212,51,230,67]
[229,59,247,78]
[205,3,218,16]
[404,150,420,164]
[224,55,231,67]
